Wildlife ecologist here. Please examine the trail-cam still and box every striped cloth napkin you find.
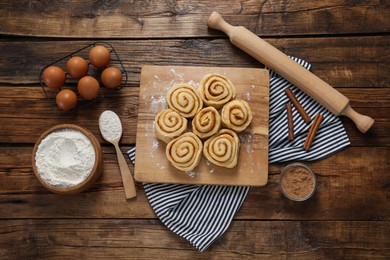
[127,57,350,252]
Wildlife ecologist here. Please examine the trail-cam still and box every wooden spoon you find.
[99,110,137,199]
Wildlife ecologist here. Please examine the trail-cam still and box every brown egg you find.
[56,89,77,111]
[89,45,111,68]
[101,67,123,88]
[78,76,100,100]
[66,56,88,79]
[42,66,66,89]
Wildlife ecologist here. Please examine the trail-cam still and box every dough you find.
[166,132,203,172]
[203,129,240,168]
[192,106,221,140]
[221,100,252,132]
[198,74,236,109]
[166,83,203,118]
[155,108,188,143]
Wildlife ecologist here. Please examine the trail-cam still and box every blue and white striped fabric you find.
[127,57,350,252]
[268,57,350,162]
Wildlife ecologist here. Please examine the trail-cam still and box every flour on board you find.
[145,70,257,177]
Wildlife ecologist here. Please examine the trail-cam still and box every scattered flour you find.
[156,162,166,170]
[239,133,255,153]
[145,120,156,137]
[149,140,160,159]
[149,95,166,114]
[237,92,251,102]
[35,129,95,187]
[245,92,251,101]
[169,68,184,82]
[152,140,159,151]
[186,171,199,178]
[187,79,199,88]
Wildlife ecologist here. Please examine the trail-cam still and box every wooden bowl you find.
[32,124,102,195]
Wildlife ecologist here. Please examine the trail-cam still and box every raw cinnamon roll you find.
[198,73,236,109]
[192,106,221,140]
[166,132,203,172]
[155,108,188,143]
[203,129,240,168]
[221,100,253,133]
[166,83,203,118]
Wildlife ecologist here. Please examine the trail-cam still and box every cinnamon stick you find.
[285,88,311,123]
[303,114,324,151]
[286,103,294,141]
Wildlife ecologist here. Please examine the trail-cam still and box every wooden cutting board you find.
[134,65,269,186]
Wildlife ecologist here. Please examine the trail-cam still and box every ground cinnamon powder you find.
[281,165,315,201]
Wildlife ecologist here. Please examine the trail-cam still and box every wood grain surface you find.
[1,37,389,87]
[0,0,389,259]
[1,220,389,258]
[1,1,389,37]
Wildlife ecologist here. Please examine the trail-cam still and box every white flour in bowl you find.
[35,128,96,187]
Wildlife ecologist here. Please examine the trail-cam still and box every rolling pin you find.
[207,12,374,133]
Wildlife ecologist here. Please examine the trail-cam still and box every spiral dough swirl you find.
[155,108,188,143]
[166,83,203,118]
[198,73,236,109]
[203,129,240,168]
[192,106,221,140]
[166,132,203,172]
[221,100,253,133]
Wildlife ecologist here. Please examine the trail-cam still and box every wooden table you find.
[0,1,389,258]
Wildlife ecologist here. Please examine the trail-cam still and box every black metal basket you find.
[39,41,128,113]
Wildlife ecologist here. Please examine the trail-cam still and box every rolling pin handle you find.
[207,12,236,38]
[341,105,374,133]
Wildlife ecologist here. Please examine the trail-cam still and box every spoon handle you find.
[114,143,137,199]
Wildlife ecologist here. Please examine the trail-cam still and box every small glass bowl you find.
[279,162,316,202]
